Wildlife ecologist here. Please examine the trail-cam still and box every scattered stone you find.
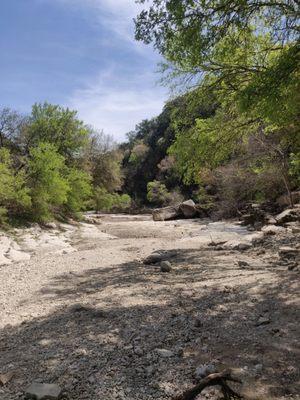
[237,260,249,267]
[43,222,57,230]
[194,363,217,380]
[253,364,263,375]
[143,253,163,264]
[224,241,252,251]
[275,208,300,225]
[208,240,226,247]
[265,215,277,225]
[256,316,270,326]
[145,366,154,376]
[25,382,62,400]
[134,347,144,356]
[261,225,286,235]
[194,316,203,328]
[160,260,172,272]
[155,348,174,358]
[288,262,299,271]
[278,247,299,262]
[0,371,15,386]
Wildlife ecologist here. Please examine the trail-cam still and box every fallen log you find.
[173,370,242,400]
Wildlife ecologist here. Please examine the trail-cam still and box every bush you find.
[0,148,31,224]
[28,142,70,221]
[65,168,92,213]
[147,181,171,206]
[93,187,131,212]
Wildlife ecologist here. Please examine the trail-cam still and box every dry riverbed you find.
[0,214,299,400]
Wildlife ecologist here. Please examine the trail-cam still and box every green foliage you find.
[84,131,123,193]
[135,1,298,77]
[93,187,131,212]
[147,180,170,206]
[26,103,89,161]
[65,168,92,213]
[28,143,70,221]
[290,153,300,184]
[0,148,31,224]
[129,142,149,164]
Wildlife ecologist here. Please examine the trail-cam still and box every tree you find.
[0,148,31,223]
[25,103,89,162]
[28,143,70,221]
[135,1,299,207]
[0,107,26,150]
[65,168,92,214]
[93,187,131,212]
[135,0,299,78]
[83,129,123,193]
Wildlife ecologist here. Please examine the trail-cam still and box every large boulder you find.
[275,207,300,225]
[179,199,197,218]
[152,205,181,221]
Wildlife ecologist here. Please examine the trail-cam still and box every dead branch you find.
[173,370,243,400]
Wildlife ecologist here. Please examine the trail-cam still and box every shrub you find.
[0,148,31,224]
[65,168,92,213]
[93,187,131,212]
[147,180,171,206]
[28,142,70,221]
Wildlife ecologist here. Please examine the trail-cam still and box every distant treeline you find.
[0,103,129,225]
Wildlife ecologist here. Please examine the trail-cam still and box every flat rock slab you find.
[25,382,62,400]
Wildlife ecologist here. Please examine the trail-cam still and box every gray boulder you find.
[160,260,172,272]
[143,252,163,264]
[152,205,181,221]
[179,199,197,218]
[25,382,62,400]
[275,208,300,225]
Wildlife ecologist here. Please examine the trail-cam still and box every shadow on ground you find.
[1,248,299,399]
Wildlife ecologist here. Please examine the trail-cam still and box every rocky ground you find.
[0,214,299,400]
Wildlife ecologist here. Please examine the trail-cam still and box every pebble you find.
[195,363,216,380]
[160,261,172,272]
[25,382,62,400]
[238,260,249,267]
[256,316,270,326]
[155,348,174,358]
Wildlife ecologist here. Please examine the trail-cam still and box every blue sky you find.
[0,0,168,141]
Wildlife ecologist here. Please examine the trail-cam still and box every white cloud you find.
[68,67,167,141]
[39,0,167,140]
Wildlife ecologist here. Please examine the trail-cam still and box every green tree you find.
[28,142,70,221]
[84,130,123,192]
[93,187,131,212]
[135,0,298,78]
[0,148,31,223]
[65,168,92,214]
[25,103,89,162]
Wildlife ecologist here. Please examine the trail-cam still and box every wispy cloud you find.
[68,66,167,141]
[38,0,167,140]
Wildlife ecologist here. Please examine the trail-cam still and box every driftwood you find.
[173,370,242,400]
